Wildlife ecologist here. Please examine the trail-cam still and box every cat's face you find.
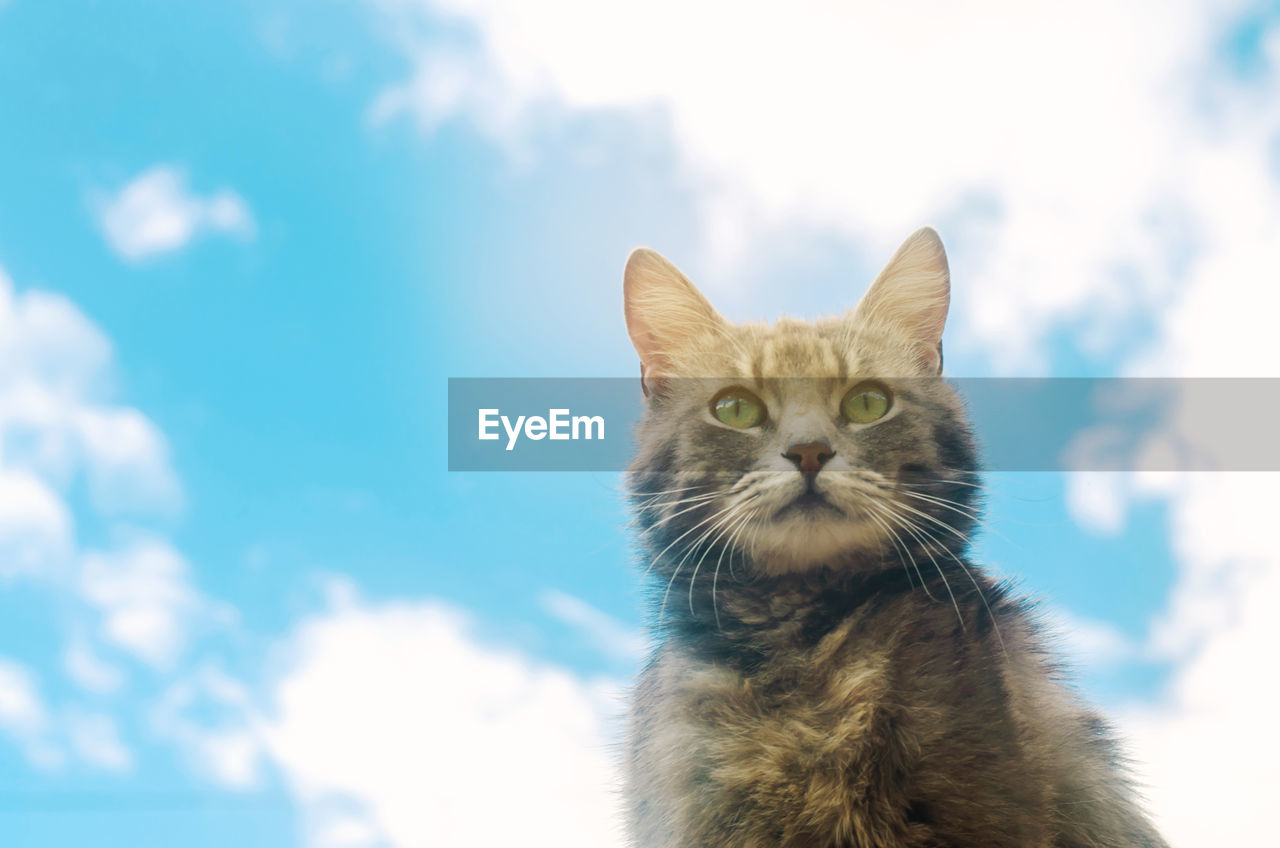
[625,229,977,574]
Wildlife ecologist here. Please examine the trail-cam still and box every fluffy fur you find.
[621,229,1166,847]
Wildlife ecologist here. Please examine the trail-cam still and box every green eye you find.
[841,382,892,424]
[711,388,766,428]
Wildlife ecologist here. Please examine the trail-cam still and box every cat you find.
[621,228,1167,848]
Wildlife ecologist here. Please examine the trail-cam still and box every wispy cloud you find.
[78,539,215,670]
[73,406,181,515]
[0,266,187,546]
[92,165,254,261]
[64,710,132,772]
[0,267,182,566]
[0,657,59,769]
[540,588,646,662]
[0,470,73,579]
[1042,606,1140,669]
[62,639,124,695]
[152,665,262,789]
[0,658,134,773]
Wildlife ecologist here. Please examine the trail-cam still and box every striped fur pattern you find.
[621,229,1167,847]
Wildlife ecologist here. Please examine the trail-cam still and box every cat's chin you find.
[747,513,887,575]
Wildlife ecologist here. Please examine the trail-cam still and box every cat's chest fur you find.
[627,587,1060,848]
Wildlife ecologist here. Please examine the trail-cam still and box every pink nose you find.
[783,441,834,476]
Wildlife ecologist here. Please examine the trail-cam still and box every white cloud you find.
[152,665,263,789]
[78,538,214,669]
[65,709,132,772]
[0,658,137,773]
[1051,66,1280,841]
[1065,472,1131,537]
[1057,102,1280,848]
[1118,476,1280,848]
[365,0,1264,367]
[0,270,180,519]
[73,406,181,514]
[0,263,234,783]
[93,165,255,261]
[260,588,627,848]
[0,656,60,768]
[0,266,231,785]
[0,264,225,783]
[0,275,112,398]
[0,470,73,578]
[63,639,125,694]
[0,659,45,732]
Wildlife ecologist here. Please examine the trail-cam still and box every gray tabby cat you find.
[621,228,1166,848]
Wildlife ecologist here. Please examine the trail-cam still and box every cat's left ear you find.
[853,227,950,375]
[624,248,727,395]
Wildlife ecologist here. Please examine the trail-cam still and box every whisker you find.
[661,506,743,623]
[895,489,981,519]
[643,499,742,581]
[863,500,936,601]
[861,507,918,591]
[645,493,727,530]
[888,497,975,548]
[710,506,758,631]
[894,489,1020,551]
[687,498,755,617]
[874,500,966,633]
[628,483,717,498]
[888,501,1007,655]
[658,495,753,614]
[733,507,765,583]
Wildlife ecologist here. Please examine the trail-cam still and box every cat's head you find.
[624,228,978,575]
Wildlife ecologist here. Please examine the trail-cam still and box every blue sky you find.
[1,1,1278,846]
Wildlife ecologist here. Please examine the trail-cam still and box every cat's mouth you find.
[776,488,844,518]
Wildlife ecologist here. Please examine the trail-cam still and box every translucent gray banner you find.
[447,378,1280,471]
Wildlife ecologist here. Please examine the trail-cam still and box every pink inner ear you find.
[921,342,943,375]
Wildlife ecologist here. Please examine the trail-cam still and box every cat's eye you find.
[711,388,766,429]
[841,382,892,424]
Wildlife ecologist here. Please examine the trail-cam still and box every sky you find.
[1,1,1279,846]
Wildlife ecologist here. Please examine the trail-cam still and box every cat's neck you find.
[655,551,997,672]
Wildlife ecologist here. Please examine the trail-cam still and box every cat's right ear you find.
[853,227,950,375]
[624,248,726,395]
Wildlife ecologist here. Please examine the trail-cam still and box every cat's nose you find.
[783,441,835,477]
